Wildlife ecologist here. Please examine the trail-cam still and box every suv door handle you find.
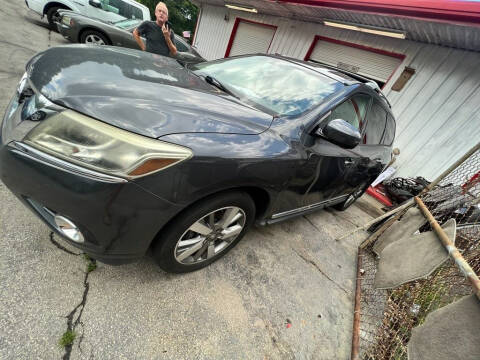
[344,159,354,165]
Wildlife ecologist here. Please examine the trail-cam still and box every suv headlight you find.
[61,15,71,25]
[24,110,192,179]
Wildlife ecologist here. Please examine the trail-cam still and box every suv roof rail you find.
[364,81,392,108]
[306,61,371,81]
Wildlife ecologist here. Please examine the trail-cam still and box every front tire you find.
[46,7,63,29]
[80,30,110,45]
[153,191,256,273]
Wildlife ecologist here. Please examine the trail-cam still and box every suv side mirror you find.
[89,0,102,8]
[316,119,361,149]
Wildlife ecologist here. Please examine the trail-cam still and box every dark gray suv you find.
[0,46,395,272]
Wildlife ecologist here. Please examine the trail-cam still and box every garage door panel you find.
[310,40,403,82]
[229,21,276,57]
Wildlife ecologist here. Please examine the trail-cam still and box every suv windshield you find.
[192,56,342,116]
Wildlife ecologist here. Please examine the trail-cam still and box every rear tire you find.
[80,30,110,45]
[46,7,63,29]
[153,191,256,273]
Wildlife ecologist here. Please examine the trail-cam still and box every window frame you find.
[381,113,396,146]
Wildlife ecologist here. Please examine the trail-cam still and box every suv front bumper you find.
[56,22,75,41]
[0,141,182,264]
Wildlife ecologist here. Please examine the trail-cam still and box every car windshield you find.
[192,56,343,116]
[114,19,141,29]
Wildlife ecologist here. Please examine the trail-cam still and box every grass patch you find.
[59,330,76,348]
[83,253,97,273]
[87,261,97,273]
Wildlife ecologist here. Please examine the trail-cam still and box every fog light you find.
[54,215,85,243]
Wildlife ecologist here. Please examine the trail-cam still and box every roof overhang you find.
[274,0,480,25]
[195,0,480,51]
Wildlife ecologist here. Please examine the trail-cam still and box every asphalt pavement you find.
[0,3,380,359]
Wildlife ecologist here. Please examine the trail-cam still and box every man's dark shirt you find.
[136,21,175,56]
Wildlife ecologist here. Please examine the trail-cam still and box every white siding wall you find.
[194,4,480,181]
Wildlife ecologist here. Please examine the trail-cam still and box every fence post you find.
[351,251,363,360]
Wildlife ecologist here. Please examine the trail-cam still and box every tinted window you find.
[175,38,189,52]
[192,56,343,116]
[326,94,371,131]
[100,0,143,19]
[353,95,371,130]
[382,114,396,145]
[365,101,387,145]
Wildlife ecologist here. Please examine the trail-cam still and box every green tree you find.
[137,0,198,42]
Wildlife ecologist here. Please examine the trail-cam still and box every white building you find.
[191,0,480,180]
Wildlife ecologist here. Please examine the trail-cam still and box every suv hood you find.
[26,46,273,137]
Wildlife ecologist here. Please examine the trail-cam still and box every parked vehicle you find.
[25,0,150,28]
[0,48,395,273]
[56,11,205,64]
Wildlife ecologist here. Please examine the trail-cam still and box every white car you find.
[25,0,151,28]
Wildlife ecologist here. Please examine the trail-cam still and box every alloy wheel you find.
[174,206,246,265]
[85,34,106,45]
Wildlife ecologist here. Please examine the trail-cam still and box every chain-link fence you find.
[352,145,480,360]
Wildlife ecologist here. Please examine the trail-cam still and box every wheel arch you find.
[43,1,74,14]
[148,186,272,250]
[184,186,271,221]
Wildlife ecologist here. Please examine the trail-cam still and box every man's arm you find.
[162,24,177,56]
[133,28,146,51]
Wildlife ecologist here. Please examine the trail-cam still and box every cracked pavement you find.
[0,3,383,359]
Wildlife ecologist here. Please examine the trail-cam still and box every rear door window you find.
[365,101,387,145]
[382,114,396,145]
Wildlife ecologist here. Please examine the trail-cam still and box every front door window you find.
[325,94,371,131]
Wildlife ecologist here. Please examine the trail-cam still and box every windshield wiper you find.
[204,75,236,97]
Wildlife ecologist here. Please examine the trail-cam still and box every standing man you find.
[133,2,177,57]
